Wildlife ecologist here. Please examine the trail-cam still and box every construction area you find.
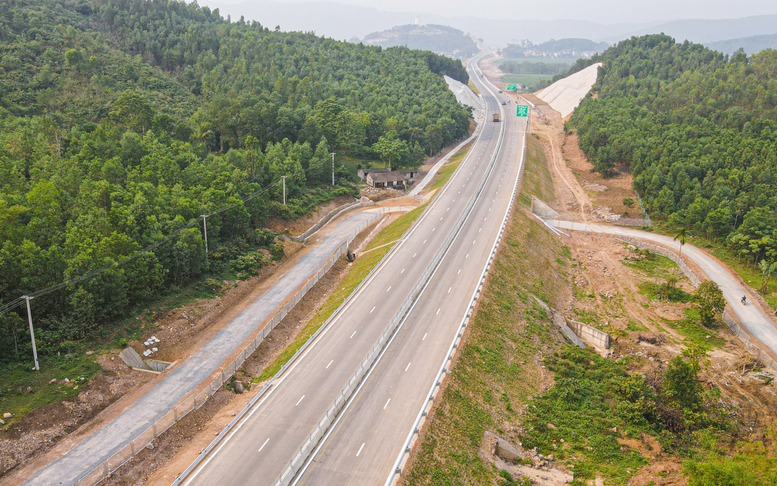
[399,56,777,486]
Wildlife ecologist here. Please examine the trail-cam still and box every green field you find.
[501,73,555,90]
[497,57,579,66]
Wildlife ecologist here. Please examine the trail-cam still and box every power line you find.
[0,298,25,315]
[0,153,340,317]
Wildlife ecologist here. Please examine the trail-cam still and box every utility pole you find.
[331,152,336,186]
[282,176,287,206]
[201,214,209,259]
[23,296,39,371]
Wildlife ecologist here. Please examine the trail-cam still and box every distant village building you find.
[365,169,419,189]
[357,168,391,181]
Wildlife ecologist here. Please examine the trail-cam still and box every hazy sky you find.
[215,0,777,24]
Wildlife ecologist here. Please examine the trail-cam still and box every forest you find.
[362,24,478,60]
[569,35,777,266]
[0,0,471,362]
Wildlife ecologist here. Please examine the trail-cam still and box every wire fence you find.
[272,90,510,486]
[74,206,409,486]
[636,193,652,227]
[616,236,777,373]
[611,217,652,228]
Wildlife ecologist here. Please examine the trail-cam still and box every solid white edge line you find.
[289,65,508,484]
[181,56,496,486]
[384,54,527,486]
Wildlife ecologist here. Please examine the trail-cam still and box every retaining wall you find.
[566,319,610,349]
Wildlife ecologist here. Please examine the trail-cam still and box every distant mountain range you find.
[203,0,777,51]
[201,0,652,45]
[362,24,477,59]
[606,14,777,45]
[705,34,777,55]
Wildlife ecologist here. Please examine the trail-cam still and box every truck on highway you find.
[493,113,500,122]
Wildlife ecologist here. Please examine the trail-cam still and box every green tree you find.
[694,280,726,326]
[372,132,409,170]
[111,90,155,133]
[758,260,777,294]
[674,228,688,260]
[663,355,702,411]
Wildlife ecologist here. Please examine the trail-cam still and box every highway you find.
[292,56,526,486]
[181,55,526,486]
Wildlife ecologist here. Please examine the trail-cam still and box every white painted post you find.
[201,215,209,258]
[23,296,39,371]
[331,152,336,186]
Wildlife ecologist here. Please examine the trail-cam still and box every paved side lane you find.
[23,209,383,486]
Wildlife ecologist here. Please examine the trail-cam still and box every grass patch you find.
[0,357,102,427]
[638,281,693,303]
[253,204,427,383]
[663,309,727,351]
[627,320,649,332]
[518,135,554,206]
[497,57,580,66]
[501,73,554,89]
[467,80,480,95]
[522,348,653,484]
[402,121,567,485]
[622,249,680,280]
[429,145,471,192]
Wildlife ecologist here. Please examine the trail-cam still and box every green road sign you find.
[516,104,529,117]
[505,83,517,91]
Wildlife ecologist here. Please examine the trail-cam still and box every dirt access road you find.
[525,78,777,363]
[551,220,777,358]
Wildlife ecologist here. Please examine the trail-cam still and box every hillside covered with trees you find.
[0,0,470,361]
[569,35,777,265]
[362,24,478,60]
[502,38,608,59]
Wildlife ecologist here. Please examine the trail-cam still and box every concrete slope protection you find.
[536,63,602,118]
[22,209,382,486]
[293,57,527,486]
[549,221,777,356]
[444,74,483,122]
[180,56,517,486]
[409,77,484,197]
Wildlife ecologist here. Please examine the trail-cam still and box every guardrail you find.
[385,113,528,486]
[75,207,409,486]
[616,236,777,373]
[271,68,509,486]
[173,98,488,486]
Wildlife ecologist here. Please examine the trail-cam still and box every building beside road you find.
[357,168,391,181]
[365,170,419,189]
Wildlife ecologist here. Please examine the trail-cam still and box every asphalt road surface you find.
[294,58,526,486]
[23,209,382,486]
[182,56,527,486]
